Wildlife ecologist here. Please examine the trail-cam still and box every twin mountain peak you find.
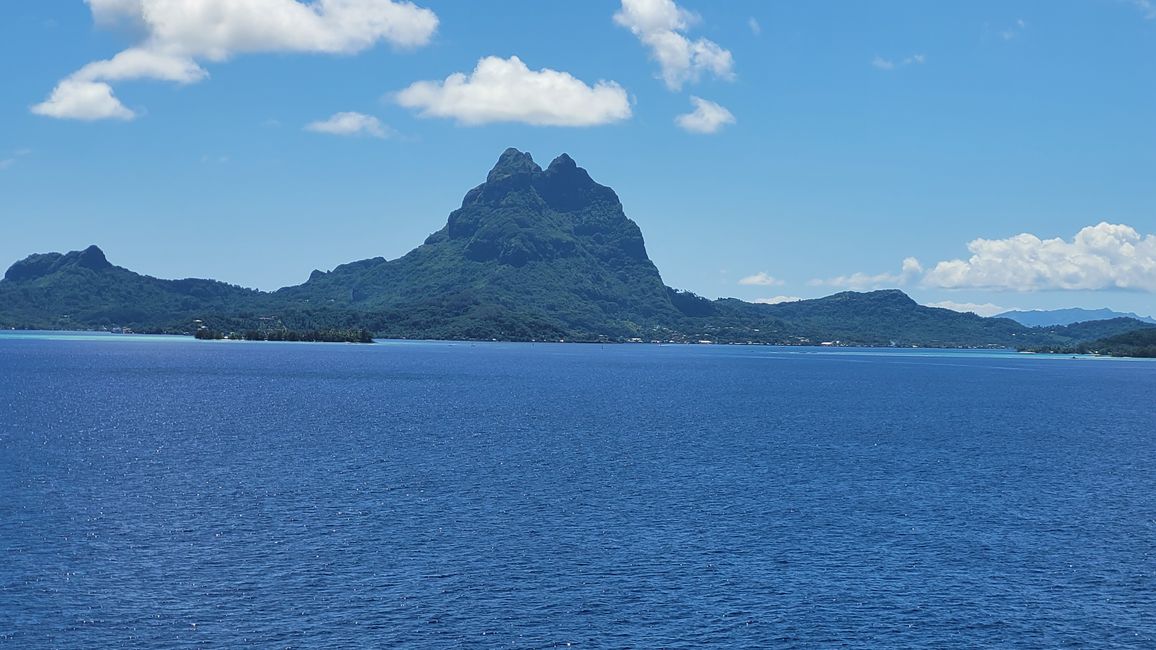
[3,148,1151,346]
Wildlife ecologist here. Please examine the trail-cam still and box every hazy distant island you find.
[3,149,1154,353]
[997,308,1156,327]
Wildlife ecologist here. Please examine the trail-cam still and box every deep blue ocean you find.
[1,333,1154,648]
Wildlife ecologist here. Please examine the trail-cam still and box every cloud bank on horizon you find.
[813,223,1156,294]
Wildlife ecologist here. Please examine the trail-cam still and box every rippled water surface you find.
[2,334,1155,648]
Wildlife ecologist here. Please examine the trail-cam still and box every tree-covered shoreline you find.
[194,328,374,343]
[1019,328,1156,358]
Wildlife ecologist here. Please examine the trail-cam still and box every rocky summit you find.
[279,148,679,339]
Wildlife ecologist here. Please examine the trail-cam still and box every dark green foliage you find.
[1020,326,1156,357]
[195,327,373,343]
[1030,317,1156,343]
[1092,329,1156,357]
[0,245,258,332]
[1,148,1149,349]
[273,149,678,340]
[699,291,1026,346]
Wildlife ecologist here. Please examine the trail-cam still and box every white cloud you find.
[395,56,632,127]
[306,111,392,138]
[614,0,735,91]
[754,296,801,305]
[923,222,1156,292]
[1000,19,1027,41]
[1133,0,1156,19]
[872,53,925,71]
[87,0,439,58]
[925,301,1008,317]
[31,80,136,121]
[675,96,735,134]
[73,48,208,84]
[35,0,439,121]
[748,17,761,35]
[813,257,924,290]
[738,272,782,286]
[0,159,13,171]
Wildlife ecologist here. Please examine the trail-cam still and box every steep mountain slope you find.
[2,148,1148,347]
[275,149,681,339]
[0,245,256,330]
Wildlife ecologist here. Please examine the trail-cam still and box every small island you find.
[194,328,374,344]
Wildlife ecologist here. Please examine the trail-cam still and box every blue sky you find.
[1,1,1154,317]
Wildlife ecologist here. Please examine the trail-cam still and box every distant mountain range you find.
[997,308,1156,327]
[2,148,1153,349]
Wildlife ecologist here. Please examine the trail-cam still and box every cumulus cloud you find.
[31,80,136,121]
[925,301,1008,318]
[614,0,735,90]
[923,222,1156,292]
[86,0,438,58]
[34,0,439,121]
[825,223,1156,295]
[395,56,632,127]
[306,111,392,138]
[754,296,802,305]
[812,257,924,290]
[74,48,209,84]
[675,96,735,134]
[738,272,782,286]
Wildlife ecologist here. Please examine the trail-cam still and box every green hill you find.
[1,148,1148,348]
[1089,329,1156,357]
[0,245,257,331]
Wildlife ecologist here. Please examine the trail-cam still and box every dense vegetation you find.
[0,245,258,332]
[1020,326,1156,358]
[194,328,373,343]
[2,148,1150,350]
[1092,329,1156,357]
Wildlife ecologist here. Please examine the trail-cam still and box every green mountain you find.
[272,149,680,340]
[1017,319,1156,355]
[0,245,256,330]
[2,148,1151,348]
[709,290,1029,346]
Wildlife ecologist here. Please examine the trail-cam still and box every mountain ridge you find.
[3,148,1153,348]
[998,308,1156,327]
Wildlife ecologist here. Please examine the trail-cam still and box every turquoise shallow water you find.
[1,337,1154,647]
